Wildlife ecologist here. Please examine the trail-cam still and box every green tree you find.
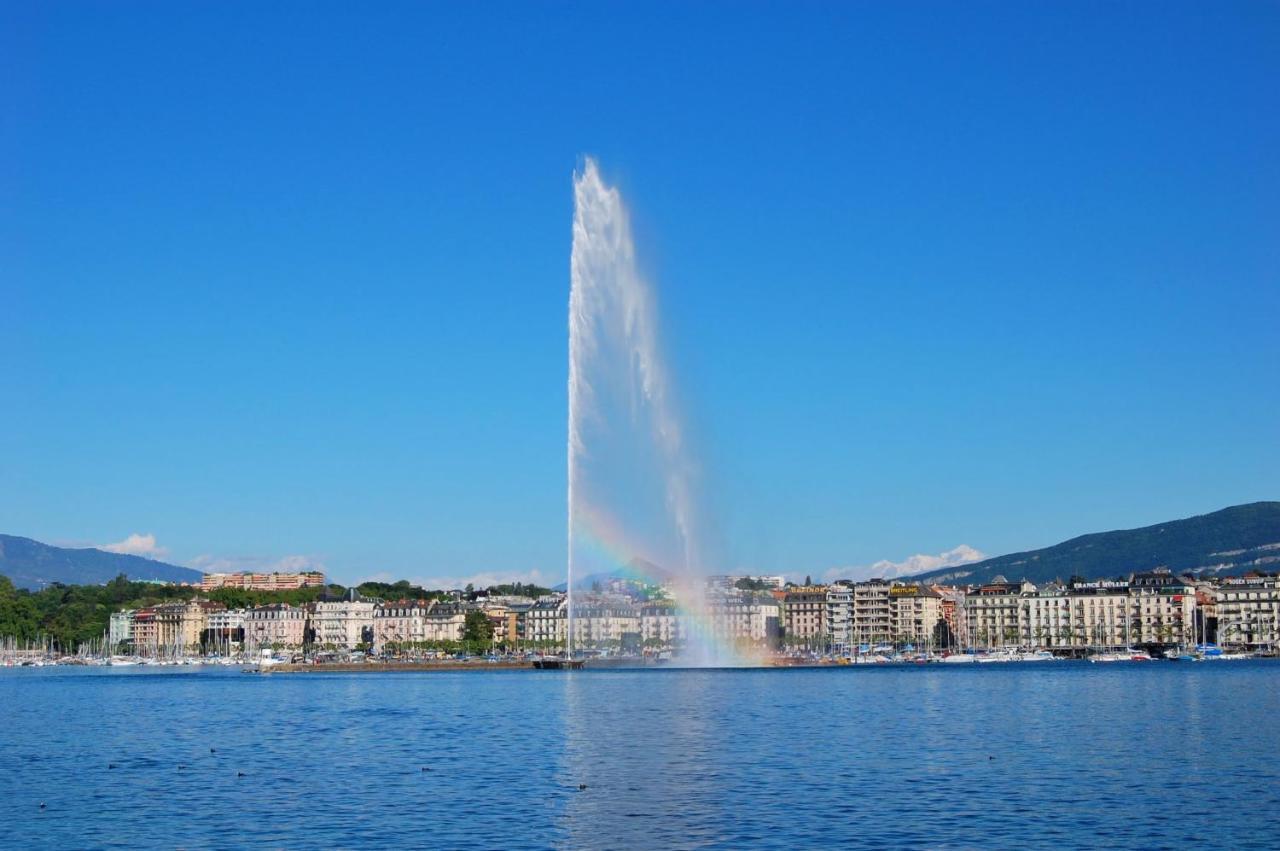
[463,610,493,649]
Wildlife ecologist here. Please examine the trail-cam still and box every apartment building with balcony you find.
[889,584,942,646]
[852,579,893,647]
[1214,574,1280,650]
[783,587,827,648]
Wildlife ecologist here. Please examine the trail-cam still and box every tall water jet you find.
[568,159,744,666]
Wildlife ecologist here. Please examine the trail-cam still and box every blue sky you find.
[3,2,1278,587]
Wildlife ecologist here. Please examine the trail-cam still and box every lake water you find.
[2,661,1279,849]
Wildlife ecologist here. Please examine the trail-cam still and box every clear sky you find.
[3,2,1278,587]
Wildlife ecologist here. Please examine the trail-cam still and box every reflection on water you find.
[562,670,734,847]
[2,663,1280,849]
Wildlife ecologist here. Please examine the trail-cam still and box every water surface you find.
[2,662,1278,849]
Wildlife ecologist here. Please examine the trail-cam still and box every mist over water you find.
[568,159,728,664]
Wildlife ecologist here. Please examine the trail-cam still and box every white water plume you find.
[567,159,704,655]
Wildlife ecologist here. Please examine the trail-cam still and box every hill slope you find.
[0,534,202,590]
[908,502,1280,586]
[553,558,674,591]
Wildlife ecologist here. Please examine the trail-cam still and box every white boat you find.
[1020,650,1056,662]
[1089,648,1152,663]
[976,649,1020,663]
[941,653,976,664]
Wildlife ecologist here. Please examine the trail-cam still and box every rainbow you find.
[570,501,766,667]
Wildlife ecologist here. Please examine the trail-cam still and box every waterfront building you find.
[933,585,966,648]
[1128,570,1196,646]
[373,600,430,652]
[1066,580,1137,648]
[526,595,568,649]
[423,602,467,643]
[205,608,245,650]
[108,610,135,652]
[1049,574,1193,649]
[640,602,684,649]
[825,583,852,654]
[500,598,537,647]
[783,586,827,649]
[1214,574,1280,650]
[200,571,325,592]
[965,571,1197,651]
[707,592,781,647]
[313,597,376,649]
[371,600,466,653]
[963,578,1033,648]
[1023,582,1074,649]
[244,603,307,650]
[571,600,641,652]
[131,608,157,653]
[852,579,892,648]
[888,584,942,646]
[481,602,510,644]
[467,594,538,647]
[154,600,220,652]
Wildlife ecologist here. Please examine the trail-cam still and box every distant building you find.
[956,571,1198,650]
[962,578,1032,648]
[1213,574,1280,650]
[640,602,684,648]
[372,600,465,653]
[205,608,245,651]
[526,596,568,648]
[201,571,325,592]
[707,575,786,592]
[572,600,641,650]
[889,584,942,646]
[131,608,157,653]
[933,585,966,647]
[424,603,467,643]
[825,584,852,654]
[108,610,135,651]
[155,600,221,652]
[852,579,892,647]
[707,593,781,647]
[784,587,827,648]
[244,603,307,649]
[479,601,521,648]
[313,597,376,649]
[500,598,537,647]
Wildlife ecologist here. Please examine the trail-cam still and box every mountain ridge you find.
[905,502,1280,586]
[0,534,202,590]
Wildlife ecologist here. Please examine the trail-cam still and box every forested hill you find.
[0,535,202,590]
[908,502,1280,586]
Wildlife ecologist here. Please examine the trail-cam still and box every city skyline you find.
[6,3,1279,587]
